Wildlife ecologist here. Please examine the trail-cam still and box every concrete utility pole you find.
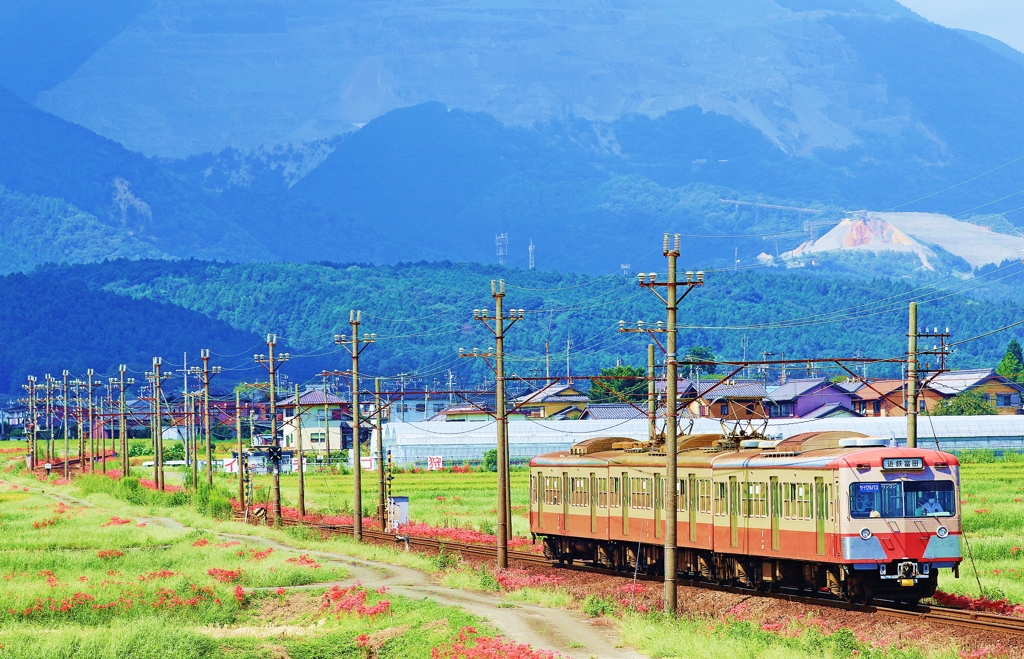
[117,366,134,476]
[22,376,37,468]
[647,345,657,442]
[907,302,918,449]
[294,384,306,517]
[61,370,69,479]
[375,378,386,531]
[86,370,99,473]
[335,311,375,541]
[44,374,55,462]
[146,358,170,490]
[623,234,705,615]
[236,390,244,506]
[460,280,525,569]
[190,350,221,486]
[73,377,83,473]
[255,334,289,526]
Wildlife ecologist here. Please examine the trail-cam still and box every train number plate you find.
[882,457,924,471]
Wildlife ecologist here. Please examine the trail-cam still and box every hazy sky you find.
[899,1,1024,52]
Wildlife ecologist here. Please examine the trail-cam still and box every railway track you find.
[236,513,1024,635]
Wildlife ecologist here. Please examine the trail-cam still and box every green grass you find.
[937,459,1024,604]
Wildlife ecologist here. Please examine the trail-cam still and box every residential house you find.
[510,382,588,420]
[851,380,907,417]
[580,403,649,421]
[764,378,857,418]
[927,369,1024,414]
[279,390,361,453]
[682,380,769,419]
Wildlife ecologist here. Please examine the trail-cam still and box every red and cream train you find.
[528,431,962,603]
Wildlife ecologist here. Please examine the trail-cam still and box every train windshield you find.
[850,481,955,519]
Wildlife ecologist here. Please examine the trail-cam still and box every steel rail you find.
[234,513,1024,634]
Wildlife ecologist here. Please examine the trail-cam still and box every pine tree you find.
[997,339,1024,383]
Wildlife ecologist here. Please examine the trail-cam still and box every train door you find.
[729,476,739,548]
[590,472,597,534]
[536,471,544,529]
[688,474,697,543]
[654,474,662,538]
[815,477,826,556]
[770,476,780,551]
[561,472,569,533]
[622,473,630,535]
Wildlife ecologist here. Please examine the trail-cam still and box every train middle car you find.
[529,431,962,603]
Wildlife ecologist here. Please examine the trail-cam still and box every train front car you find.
[838,440,961,603]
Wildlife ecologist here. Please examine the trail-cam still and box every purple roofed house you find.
[763,378,859,419]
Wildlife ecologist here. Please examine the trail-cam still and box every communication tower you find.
[496,233,508,266]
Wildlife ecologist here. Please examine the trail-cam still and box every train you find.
[528,430,962,604]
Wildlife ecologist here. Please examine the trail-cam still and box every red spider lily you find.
[933,590,1024,616]
[248,548,273,562]
[97,550,124,559]
[494,569,564,591]
[614,583,647,595]
[375,586,389,594]
[286,554,322,568]
[102,516,132,527]
[321,585,391,618]
[37,570,60,587]
[450,465,472,473]
[137,479,183,493]
[974,509,991,515]
[233,585,246,604]
[215,541,241,548]
[355,634,370,647]
[961,642,1009,659]
[760,621,785,632]
[137,570,176,582]
[207,568,243,583]
[431,626,564,659]
[276,587,286,595]
[398,523,533,549]
[32,517,60,529]
[192,538,210,547]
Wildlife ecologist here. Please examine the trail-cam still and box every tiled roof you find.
[581,404,648,420]
[927,369,1022,396]
[765,378,830,402]
[512,382,589,404]
[279,390,346,406]
[694,381,768,399]
[801,402,859,419]
[850,380,904,401]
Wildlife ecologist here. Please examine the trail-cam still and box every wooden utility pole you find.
[335,311,375,541]
[294,384,306,517]
[460,281,525,568]
[236,390,244,506]
[255,335,289,525]
[117,365,133,476]
[44,374,54,462]
[907,302,918,449]
[190,350,221,486]
[375,377,386,531]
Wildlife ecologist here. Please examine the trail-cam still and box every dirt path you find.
[4,481,645,659]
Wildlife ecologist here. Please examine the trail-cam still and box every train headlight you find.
[859,528,872,540]
[936,526,949,538]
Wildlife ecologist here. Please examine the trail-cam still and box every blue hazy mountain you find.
[4,1,1024,273]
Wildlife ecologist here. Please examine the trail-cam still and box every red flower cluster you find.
[97,550,124,559]
[192,538,210,547]
[974,509,992,515]
[614,583,647,596]
[248,547,273,562]
[137,570,176,582]
[150,585,215,609]
[286,554,322,568]
[137,479,183,493]
[207,568,243,583]
[37,570,60,587]
[450,465,472,473]
[397,523,533,549]
[8,592,95,616]
[431,627,564,659]
[233,585,246,603]
[102,517,132,527]
[215,541,241,548]
[494,569,564,591]
[321,585,391,618]
[32,517,59,529]
[933,590,1024,616]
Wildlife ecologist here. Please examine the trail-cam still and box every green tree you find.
[683,345,717,377]
[590,365,646,403]
[997,339,1024,383]
[931,390,998,416]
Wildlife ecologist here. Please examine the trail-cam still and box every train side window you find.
[677,479,686,512]
[699,479,712,514]
[610,477,621,508]
[715,481,727,516]
[783,483,793,519]
[571,477,590,507]
[798,483,811,520]
[598,478,608,508]
[530,476,536,504]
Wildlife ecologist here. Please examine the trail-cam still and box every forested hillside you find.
[2,259,1019,395]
